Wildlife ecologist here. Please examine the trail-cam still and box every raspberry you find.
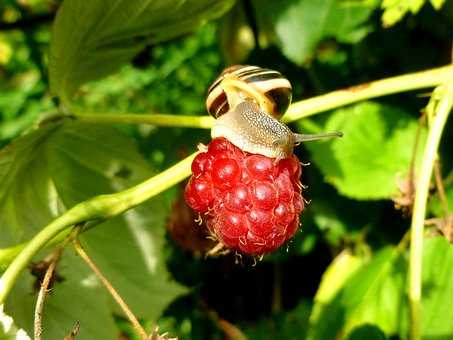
[184,138,304,255]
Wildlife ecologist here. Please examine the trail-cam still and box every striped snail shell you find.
[207,65,342,160]
[206,65,292,119]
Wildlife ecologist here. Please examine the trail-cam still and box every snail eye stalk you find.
[293,131,343,144]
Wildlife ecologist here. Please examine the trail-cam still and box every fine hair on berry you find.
[185,138,304,255]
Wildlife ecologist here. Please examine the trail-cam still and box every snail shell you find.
[207,65,342,160]
[206,65,292,119]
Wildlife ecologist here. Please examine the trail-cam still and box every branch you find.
[0,152,197,304]
[75,113,215,129]
[73,234,148,340]
[34,228,78,340]
[408,82,453,340]
[72,65,453,128]
[34,250,62,340]
[283,64,453,123]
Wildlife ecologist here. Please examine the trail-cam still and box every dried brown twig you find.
[64,321,81,340]
[33,228,78,340]
[72,230,148,340]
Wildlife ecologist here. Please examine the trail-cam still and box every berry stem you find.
[408,82,453,340]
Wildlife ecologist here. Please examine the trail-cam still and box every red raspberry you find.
[184,138,304,255]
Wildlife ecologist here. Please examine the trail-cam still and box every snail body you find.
[207,65,342,159]
[212,99,295,159]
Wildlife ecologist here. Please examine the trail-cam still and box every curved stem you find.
[76,112,215,129]
[408,82,453,340]
[282,64,453,123]
[0,152,196,304]
[72,65,453,128]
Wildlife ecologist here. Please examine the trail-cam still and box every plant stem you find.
[282,64,453,123]
[72,65,453,128]
[76,112,215,129]
[0,152,196,304]
[73,236,148,340]
[34,240,68,340]
[408,82,453,340]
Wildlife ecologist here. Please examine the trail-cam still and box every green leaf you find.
[308,237,453,339]
[49,0,235,104]
[244,299,312,340]
[298,101,426,200]
[307,247,406,339]
[428,185,453,217]
[0,122,187,338]
[218,3,255,65]
[0,305,25,340]
[419,237,453,338]
[8,261,118,339]
[346,324,387,340]
[381,0,446,27]
[253,0,375,65]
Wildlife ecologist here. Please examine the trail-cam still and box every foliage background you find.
[0,0,452,339]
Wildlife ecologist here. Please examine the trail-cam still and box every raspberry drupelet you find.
[185,137,304,255]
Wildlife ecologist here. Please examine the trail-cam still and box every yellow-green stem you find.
[76,112,215,129]
[0,152,196,304]
[72,65,453,128]
[283,65,453,123]
[408,82,453,340]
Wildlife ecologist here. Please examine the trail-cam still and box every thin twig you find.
[72,235,148,340]
[33,228,77,340]
[64,321,80,340]
[394,115,425,213]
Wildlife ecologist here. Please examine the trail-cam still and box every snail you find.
[206,65,342,160]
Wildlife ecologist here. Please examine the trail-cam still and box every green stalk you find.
[76,112,215,129]
[408,82,453,340]
[72,65,453,128]
[283,64,453,123]
[0,152,196,304]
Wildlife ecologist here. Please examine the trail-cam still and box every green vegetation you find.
[0,0,452,339]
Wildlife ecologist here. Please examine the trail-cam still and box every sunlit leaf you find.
[49,0,235,104]
[298,101,426,200]
[0,122,187,339]
[307,247,405,339]
[253,0,375,65]
[308,237,453,339]
[0,305,28,340]
[419,237,453,337]
[381,0,446,27]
